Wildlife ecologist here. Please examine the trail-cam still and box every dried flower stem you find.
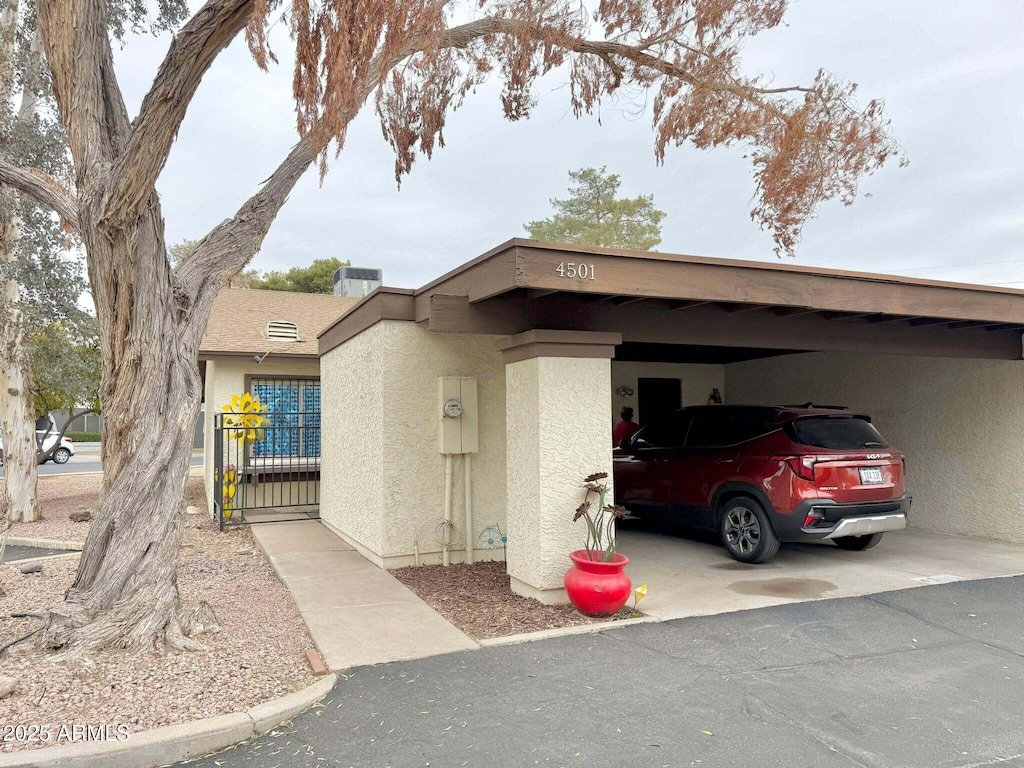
[574,473,628,562]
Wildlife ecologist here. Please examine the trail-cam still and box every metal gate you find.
[213,378,321,528]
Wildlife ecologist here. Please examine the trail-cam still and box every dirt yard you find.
[0,476,317,753]
[393,561,641,640]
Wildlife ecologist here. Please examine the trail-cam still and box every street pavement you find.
[2,544,75,562]
[0,453,202,476]
[183,575,1024,768]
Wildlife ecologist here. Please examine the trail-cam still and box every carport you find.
[318,239,1024,606]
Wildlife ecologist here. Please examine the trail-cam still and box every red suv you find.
[614,404,911,563]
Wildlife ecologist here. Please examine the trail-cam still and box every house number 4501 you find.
[555,262,596,279]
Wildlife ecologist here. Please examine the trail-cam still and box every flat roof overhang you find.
[319,240,1024,361]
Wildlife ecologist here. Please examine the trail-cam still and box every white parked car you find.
[0,431,76,465]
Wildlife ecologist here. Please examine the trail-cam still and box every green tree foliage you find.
[525,167,666,251]
[247,257,349,294]
[29,317,101,417]
[0,0,81,323]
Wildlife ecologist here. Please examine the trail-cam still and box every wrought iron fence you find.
[213,394,321,529]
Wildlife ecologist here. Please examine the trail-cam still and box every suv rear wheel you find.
[719,497,780,564]
[833,533,884,551]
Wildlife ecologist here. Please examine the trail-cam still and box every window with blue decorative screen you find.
[249,378,321,457]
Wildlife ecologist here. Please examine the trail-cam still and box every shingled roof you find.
[200,288,360,358]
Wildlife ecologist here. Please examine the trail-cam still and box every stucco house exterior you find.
[314,239,1024,605]
[200,288,359,514]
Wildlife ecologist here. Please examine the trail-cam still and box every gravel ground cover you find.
[0,477,317,753]
[7,474,102,542]
[392,561,640,640]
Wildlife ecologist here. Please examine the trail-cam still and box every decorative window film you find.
[249,378,321,457]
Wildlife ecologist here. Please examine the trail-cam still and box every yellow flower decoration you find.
[634,584,648,604]
[222,393,266,441]
[221,464,237,519]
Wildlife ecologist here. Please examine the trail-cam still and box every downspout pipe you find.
[443,454,453,567]
[464,454,473,565]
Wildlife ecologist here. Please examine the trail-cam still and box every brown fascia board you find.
[321,239,1024,354]
[503,240,1024,297]
[412,239,1024,325]
[199,351,320,361]
[413,240,523,322]
[317,286,415,355]
[507,242,1024,325]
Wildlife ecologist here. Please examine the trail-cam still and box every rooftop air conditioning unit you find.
[333,266,383,298]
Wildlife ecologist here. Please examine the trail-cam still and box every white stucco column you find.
[500,330,621,604]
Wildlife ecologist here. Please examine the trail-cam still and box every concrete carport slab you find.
[619,525,1024,621]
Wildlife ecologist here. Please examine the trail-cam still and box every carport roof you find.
[319,239,1024,361]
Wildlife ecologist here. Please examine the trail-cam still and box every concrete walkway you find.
[251,521,478,670]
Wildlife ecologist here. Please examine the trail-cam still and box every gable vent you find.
[265,321,299,341]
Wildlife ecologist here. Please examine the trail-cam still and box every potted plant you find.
[564,472,632,617]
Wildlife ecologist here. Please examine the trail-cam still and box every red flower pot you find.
[564,550,631,617]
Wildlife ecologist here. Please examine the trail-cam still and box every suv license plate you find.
[859,467,884,484]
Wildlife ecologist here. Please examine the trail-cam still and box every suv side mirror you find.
[618,436,632,452]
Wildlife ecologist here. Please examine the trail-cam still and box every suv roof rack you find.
[783,402,849,410]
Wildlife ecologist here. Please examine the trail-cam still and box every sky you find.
[112,1,1024,291]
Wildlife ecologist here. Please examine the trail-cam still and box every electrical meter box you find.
[438,376,479,454]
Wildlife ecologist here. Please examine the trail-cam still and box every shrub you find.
[64,431,101,442]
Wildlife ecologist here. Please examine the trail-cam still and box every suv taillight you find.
[773,455,816,481]
[803,508,826,528]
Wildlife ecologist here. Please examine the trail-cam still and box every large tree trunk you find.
[29,0,318,654]
[0,191,39,524]
[0,293,40,524]
[25,0,497,654]
[0,0,39,525]
[41,205,212,653]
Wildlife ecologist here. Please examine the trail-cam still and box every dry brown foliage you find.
[0,0,902,654]
[249,0,903,255]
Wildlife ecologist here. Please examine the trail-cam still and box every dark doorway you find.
[637,378,682,426]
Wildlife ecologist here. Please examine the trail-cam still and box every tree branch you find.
[37,0,132,175]
[104,0,254,224]
[173,14,814,341]
[174,14,448,335]
[175,135,314,302]
[36,408,95,464]
[0,160,78,227]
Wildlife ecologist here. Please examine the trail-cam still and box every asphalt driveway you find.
[185,576,1024,768]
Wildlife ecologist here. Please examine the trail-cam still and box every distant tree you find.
[248,257,348,294]
[526,168,666,251]
[29,318,101,462]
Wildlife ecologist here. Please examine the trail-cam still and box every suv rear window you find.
[787,416,889,450]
